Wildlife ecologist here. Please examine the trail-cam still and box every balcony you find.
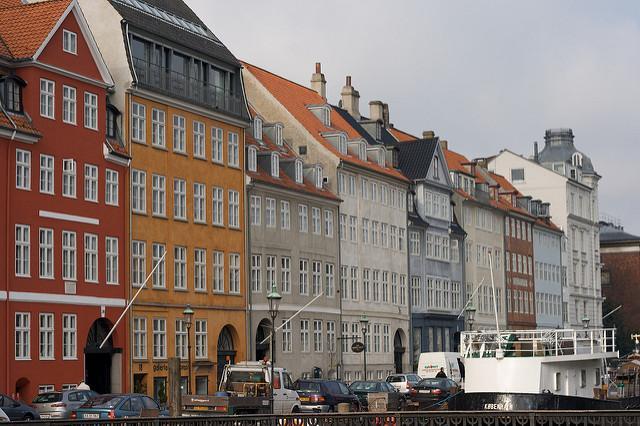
[133,58,243,116]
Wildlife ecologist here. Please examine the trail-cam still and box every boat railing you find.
[461,328,617,358]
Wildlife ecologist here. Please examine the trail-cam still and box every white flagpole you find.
[260,291,325,345]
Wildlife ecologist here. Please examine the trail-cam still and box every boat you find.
[447,327,639,410]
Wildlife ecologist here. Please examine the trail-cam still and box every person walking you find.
[435,367,447,378]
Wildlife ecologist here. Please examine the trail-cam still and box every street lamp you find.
[359,313,368,380]
[465,300,476,331]
[182,302,194,395]
[267,283,281,415]
[582,313,590,329]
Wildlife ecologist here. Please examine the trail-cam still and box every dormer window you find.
[253,117,262,140]
[295,159,303,184]
[322,105,331,126]
[358,142,367,161]
[376,122,382,141]
[63,29,77,55]
[315,165,323,189]
[378,147,386,167]
[433,156,439,179]
[0,76,24,113]
[106,104,120,139]
[338,134,347,155]
[275,123,283,146]
[271,152,279,178]
[247,146,257,172]
[571,152,583,167]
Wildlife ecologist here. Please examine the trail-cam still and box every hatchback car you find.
[410,377,460,405]
[30,389,98,419]
[71,393,168,419]
[293,379,361,412]
[348,380,406,411]
[0,393,40,421]
[386,373,421,398]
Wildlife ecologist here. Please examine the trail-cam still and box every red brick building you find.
[0,0,129,403]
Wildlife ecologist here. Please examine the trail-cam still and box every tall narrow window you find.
[228,190,239,228]
[62,231,76,280]
[228,131,239,166]
[84,164,98,202]
[152,174,166,216]
[15,312,30,360]
[63,29,77,54]
[15,224,30,277]
[281,256,291,294]
[132,240,146,286]
[280,200,290,230]
[194,182,206,223]
[299,259,309,295]
[266,198,276,228]
[16,149,31,190]
[84,233,98,282]
[152,109,165,147]
[39,228,54,279]
[212,186,223,226]
[132,102,146,142]
[152,318,166,359]
[40,154,54,194]
[211,126,223,163]
[133,317,147,359]
[105,169,118,206]
[152,243,166,288]
[40,79,54,118]
[194,248,206,291]
[106,237,118,284]
[84,92,98,130]
[63,159,76,198]
[299,205,308,233]
[195,319,207,358]
[39,313,54,360]
[173,114,186,153]
[229,253,240,293]
[324,210,333,238]
[193,120,206,158]
[312,260,322,296]
[62,314,77,359]
[63,85,76,124]
[325,263,335,297]
[132,169,146,213]
[300,319,310,352]
[212,250,224,292]
[173,178,186,220]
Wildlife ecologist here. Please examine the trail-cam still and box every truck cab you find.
[219,361,300,414]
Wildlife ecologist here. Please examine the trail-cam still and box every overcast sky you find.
[187,0,640,236]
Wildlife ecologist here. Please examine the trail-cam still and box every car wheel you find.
[23,413,34,421]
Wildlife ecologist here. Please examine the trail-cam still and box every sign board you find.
[351,342,365,353]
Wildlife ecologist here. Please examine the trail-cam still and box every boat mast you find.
[487,249,502,355]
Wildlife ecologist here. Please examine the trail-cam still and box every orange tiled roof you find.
[242,62,408,184]
[0,0,71,60]
[0,109,41,137]
[388,127,417,142]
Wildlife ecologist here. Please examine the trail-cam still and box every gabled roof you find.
[388,126,417,142]
[242,62,409,184]
[0,109,41,139]
[0,0,71,60]
[443,148,474,176]
[246,108,340,202]
[109,0,240,67]
[391,137,439,181]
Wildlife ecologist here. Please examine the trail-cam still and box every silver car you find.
[30,389,98,420]
[386,373,421,397]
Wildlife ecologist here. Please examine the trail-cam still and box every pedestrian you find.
[78,380,90,390]
[436,367,447,378]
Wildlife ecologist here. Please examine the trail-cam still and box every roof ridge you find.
[242,61,320,98]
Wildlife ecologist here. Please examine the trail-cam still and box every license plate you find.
[300,397,309,401]
[39,414,50,419]
[83,413,99,419]
[193,406,209,410]
[419,390,430,393]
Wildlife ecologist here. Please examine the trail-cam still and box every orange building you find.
[79,0,250,399]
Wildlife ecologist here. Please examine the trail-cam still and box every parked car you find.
[409,377,460,405]
[386,373,421,398]
[0,408,9,422]
[30,389,98,419]
[71,393,168,419]
[0,393,40,421]
[293,379,361,412]
[348,380,406,411]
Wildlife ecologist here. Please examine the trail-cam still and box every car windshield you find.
[387,376,403,382]
[350,382,377,391]
[84,396,124,408]
[32,393,62,403]
[297,382,321,392]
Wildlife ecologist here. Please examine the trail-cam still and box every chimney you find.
[422,131,435,139]
[341,76,360,120]
[440,140,448,150]
[382,103,390,128]
[533,141,539,163]
[310,62,326,101]
[370,101,384,122]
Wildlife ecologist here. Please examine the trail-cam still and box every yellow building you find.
[79,0,249,398]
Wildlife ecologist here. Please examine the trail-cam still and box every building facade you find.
[80,0,250,398]
[246,110,342,379]
[0,0,129,401]
[489,128,602,328]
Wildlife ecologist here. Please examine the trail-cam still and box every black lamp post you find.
[183,302,194,395]
[359,313,368,380]
[267,283,281,414]
[582,313,590,329]
[465,300,476,331]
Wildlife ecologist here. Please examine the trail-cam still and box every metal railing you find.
[461,328,617,358]
[132,58,243,116]
[19,410,640,426]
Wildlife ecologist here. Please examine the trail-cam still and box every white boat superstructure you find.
[461,328,618,398]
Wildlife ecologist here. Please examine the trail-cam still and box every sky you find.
[187,0,640,236]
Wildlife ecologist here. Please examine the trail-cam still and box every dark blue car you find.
[71,393,167,419]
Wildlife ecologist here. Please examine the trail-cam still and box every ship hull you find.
[448,392,624,411]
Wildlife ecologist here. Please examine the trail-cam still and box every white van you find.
[417,352,463,385]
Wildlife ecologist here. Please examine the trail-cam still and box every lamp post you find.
[582,313,590,329]
[182,302,194,395]
[267,283,281,415]
[359,313,368,380]
[465,300,476,331]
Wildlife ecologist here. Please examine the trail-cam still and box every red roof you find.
[242,62,408,184]
[388,127,417,142]
[0,0,71,60]
[0,110,40,137]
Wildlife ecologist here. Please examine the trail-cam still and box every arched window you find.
[247,146,257,172]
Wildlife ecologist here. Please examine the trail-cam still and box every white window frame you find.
[40,154,54,194]
[62,85,76,124]
[63,29,77,54]
[228,131,239,167]
[63,159,76,198]
[229,252,240,293]
[105,237,118,284]
[84,92,98,130]
[212,186,224,226]
[266,198,276,228]
[152,243,166,288]
[16,149,31,190]
[152,174,166,216]
[193,120,206,159]
[152,318,167,359]
[152,108,165,148]
[194,248,206,292]
[280,200,290,230]
[132,240,146,287]
[211,126,223,163]
[62,313,77,359]
[195,319,207,359]
[39,313,54,360]
[173,178,186,220]
[40,78,54,118]
[132,102,146,143]
[62,230,76,280]
[39,227,54,279]
[228,190,240,228]
[132,169,146,213]
[15,312,30,360]
[84,164,98,202]
[194,182,206,223]
[84,233,98,282]
[173,114,186,153]
[324,210,333,238]
[212,250,224,293]
[133,317,147,359]
[105,169,119,206]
